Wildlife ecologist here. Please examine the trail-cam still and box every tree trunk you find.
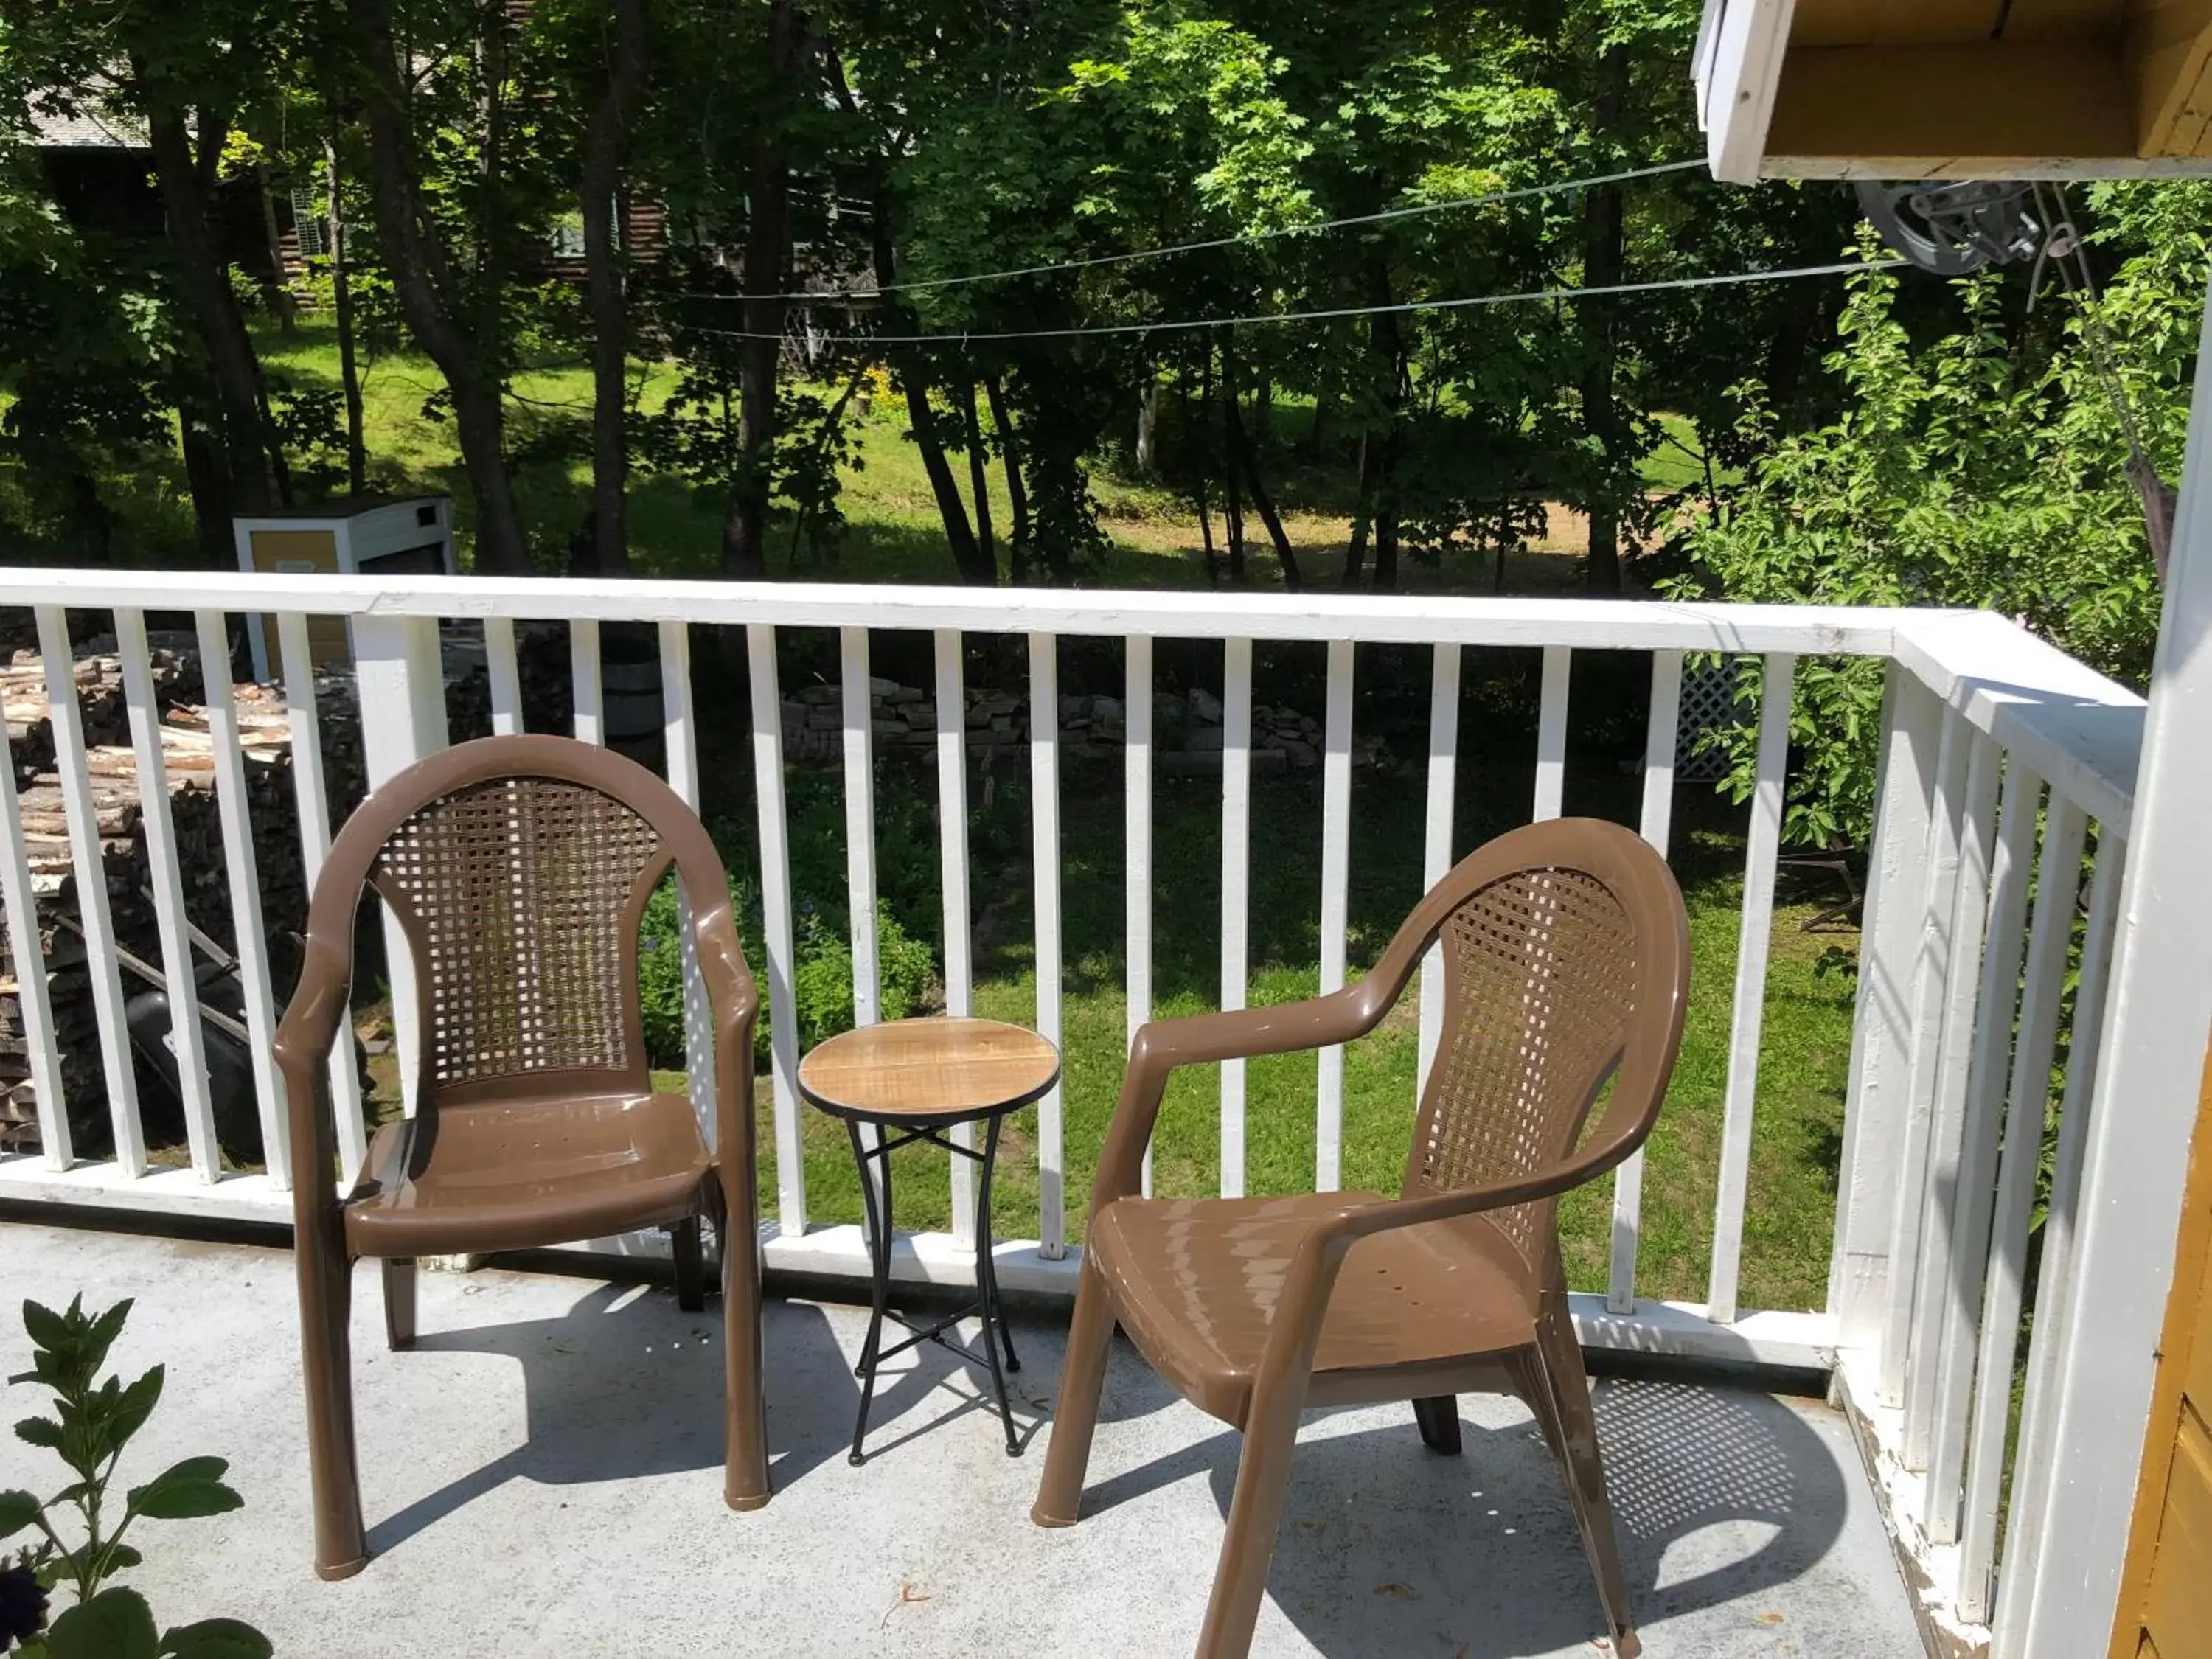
[254,161,296,331]
[1580,45,1630,594]
[177,411,232,569]
[580,0,650,578]
[345,0,531,571]
[1190,358,1219,586]
[959,378,995,574]
[984,375,1029,584]
[1363,252,1405,593]
[864,215,987,584]
[324,135,367,496]
[723,0,804,579]
[139,90,272,532]
[1341,434,1369,591]
[1218,343,1245,582]
[1228,391,1301,592]
[1135,372,1158,475]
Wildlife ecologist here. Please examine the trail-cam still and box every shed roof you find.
[1695,0,2212,179]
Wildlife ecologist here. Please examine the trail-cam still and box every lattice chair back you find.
[305,734,744,1113]
[1402,836,1658,1265]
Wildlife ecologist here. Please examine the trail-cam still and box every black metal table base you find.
[845,1114,1023,1465]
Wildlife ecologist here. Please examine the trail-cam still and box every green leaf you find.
[159,1619,274,1659]
[20,1299,70,1354]
[0,1486,38,1539]
[127,1457,241,1522]
[110,1366,163,1447]
[82,1299,132,1372]
[46,1587,159,1659]
[15,1415,63,1451]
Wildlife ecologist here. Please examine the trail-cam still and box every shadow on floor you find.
[364,1287,1034,1562]
[1078,1365,1848,1658]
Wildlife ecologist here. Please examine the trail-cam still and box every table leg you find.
[975,1112,1022,1455]
[849,1118,894,1467]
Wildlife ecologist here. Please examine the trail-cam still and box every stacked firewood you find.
[0,641,369,1157]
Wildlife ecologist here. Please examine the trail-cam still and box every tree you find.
[341,0,538,572]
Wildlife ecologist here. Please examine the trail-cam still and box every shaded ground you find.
[0,1222,1919,1658]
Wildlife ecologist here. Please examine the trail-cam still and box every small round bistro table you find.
[796,1015,1061,1465]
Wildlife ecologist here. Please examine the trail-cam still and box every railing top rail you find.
[0,567,1918,652]
[1891,611,2145,834]
[0,566,2142,824]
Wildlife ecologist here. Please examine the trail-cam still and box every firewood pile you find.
[0,637,371,1158]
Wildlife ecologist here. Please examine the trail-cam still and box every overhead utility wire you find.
[698,159,1707,305]
[677,258,1905,347]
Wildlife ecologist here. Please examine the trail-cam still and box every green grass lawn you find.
[601,751,1849,1318]
[240,320,1718,594]
[250,315,1842,1317]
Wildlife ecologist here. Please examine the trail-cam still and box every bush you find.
[1667,198,2203,848]
[637,877,939,1073]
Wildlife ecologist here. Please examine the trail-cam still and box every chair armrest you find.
[689,898,762,1180]
[1092,982,1394,1210]
[272,933,353,1228]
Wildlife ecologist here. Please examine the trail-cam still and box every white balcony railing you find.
[0,569,2148,1658]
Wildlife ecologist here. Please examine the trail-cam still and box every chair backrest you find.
[1400,818,1688,1265]
[307,734,737,1109]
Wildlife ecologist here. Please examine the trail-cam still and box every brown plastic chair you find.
[273,733,770,1581]
[1032,816,1691,1659]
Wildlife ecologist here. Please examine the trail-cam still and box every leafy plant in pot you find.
[0,1296,271,1657]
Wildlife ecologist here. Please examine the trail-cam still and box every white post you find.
[1315,639,1354,1192]
[1220,638,1253,1200]
[1416,644,1461,1103]
[1126,635,1153,1196]
[658,621,716,1146]
[37,607,143,1170]
[746,625,805,1239]
[1610,650,1682,1313]
[1706,652,1794,1325]
[1832,666,1942,1349]
[1029,633,1066,1258]
[279,612,369,1186]
[936,630,976,1243]
[1534,646,1570,821]
[194,610,288,1183]
[2012,267,2212,1658]
[353,613,450,1116]
[0,713,66,1168]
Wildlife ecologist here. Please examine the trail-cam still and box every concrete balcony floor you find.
[0,1220,1919,1657]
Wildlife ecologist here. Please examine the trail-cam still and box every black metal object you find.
[843,1109,1023,1465]
[1855,179,2041,274]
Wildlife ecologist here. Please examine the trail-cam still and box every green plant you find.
[0,1296,269,1658]
[1669,206,2199,849]
[636,880,939,1071]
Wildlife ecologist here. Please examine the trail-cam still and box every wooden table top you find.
[796,1017,1061,1123]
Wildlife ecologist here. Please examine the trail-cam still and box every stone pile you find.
[779,678,1391,776]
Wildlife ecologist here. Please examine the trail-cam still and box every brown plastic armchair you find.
[273,734,770,1581]
[1032,816,1690,1659]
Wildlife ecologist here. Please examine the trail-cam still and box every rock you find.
[1279,737,1318,768]
[1091,696,1123,723]
[1190,686,1223,723]
[807,706,840,728]
[872,720,909,740]
[883,685,924,706]
[1185,726,1226,754]
[797,684,840,705]
[869,677,902,698]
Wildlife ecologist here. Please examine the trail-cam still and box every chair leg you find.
[1525,1319,1638,1659]
[672,1216,706,1313]
[720,1177,771,1512]
[1031,1256,1116,1528]
[1412,1394,1462,1455]
[381,1258,417,1351]
[1194,1380,1304,1659]
[298,1217,367,1580]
